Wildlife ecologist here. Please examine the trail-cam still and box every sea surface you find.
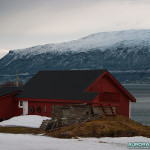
[123,84,150,126]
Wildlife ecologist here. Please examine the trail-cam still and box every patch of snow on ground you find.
[0,134,150,150]
[0,115,51,128]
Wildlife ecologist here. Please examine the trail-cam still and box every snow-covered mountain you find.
[10,29,150,56]
[0,29,150,83]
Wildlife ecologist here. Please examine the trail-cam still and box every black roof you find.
[0,87,21,98]
[16,70,106,101]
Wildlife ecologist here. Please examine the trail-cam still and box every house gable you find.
[85,71,136,117]
[86,70,136,103]
[105,71,136,102]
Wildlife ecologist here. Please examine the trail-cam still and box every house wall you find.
[87,74,130,117]
[0,95,19,119]
[28,101,53,117]
[14,101,23,116]
[0,96,14,119]
[16,99,91,117]
[0,95,23,119]
[116,96,129,117]
[27,101,83,117]
[52,104,93,126]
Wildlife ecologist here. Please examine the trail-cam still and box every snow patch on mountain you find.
[11,29,150,57]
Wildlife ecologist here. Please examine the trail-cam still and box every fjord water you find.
[123,84,150,126]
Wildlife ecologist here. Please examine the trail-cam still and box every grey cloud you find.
[0,0,150,50]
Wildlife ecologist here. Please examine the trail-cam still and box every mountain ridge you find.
[8,29,150,56]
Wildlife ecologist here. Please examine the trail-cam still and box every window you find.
[103,92,120,101]
[19,101,23,108]
[36,107,41,113]
[29,107,34,113]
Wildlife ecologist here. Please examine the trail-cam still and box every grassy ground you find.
[46,115,150,138]
[0,115,150,138]
[0,127,43,134]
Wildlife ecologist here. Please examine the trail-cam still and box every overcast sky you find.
[1,0,150,56]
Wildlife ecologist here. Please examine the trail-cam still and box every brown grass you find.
[45,115,150,138]
[0,115,150,139]
[0,127,43,134]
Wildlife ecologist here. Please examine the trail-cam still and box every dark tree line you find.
[0,81,23,88]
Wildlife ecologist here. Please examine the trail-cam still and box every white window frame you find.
[129,101,131,118]
[18,100,23,108]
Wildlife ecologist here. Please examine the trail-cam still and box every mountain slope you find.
[0,29,150,83]
[10,29,150,56]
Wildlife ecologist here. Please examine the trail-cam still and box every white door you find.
[23,101,28,115]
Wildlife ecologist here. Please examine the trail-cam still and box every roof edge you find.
[85,70,107,92]
[105,71,136,102]
[0,90,22,99]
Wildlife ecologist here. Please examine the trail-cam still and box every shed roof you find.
[16,70,106,100]
[0,87,21,98]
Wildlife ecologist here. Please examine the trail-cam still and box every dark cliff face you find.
[0,46,149,83]
[0,29,150,83]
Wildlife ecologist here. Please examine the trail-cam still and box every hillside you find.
[0,29,150,83]
[46,115,150,138]
[0,115,150,139]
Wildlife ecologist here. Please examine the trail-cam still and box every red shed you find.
[0,70,136,120]
[0,87,22,120]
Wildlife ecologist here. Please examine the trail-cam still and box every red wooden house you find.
[0,87,22,120]
[0,70,136,120]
